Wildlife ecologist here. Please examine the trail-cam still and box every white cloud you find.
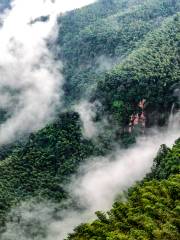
[74,101,98,138]
[0,0,96,145]
[44,112,180,239]
[50,113,179,239]
[3,113,179,240]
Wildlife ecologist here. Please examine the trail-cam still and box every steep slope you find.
[147,138,180,180]
[0,0,179,239]
[0,112,95,231]
[67,140,180,240]
[94,13,180,129]
[59,0,180,102]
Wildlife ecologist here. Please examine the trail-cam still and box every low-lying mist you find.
[2,112,179,240]
[0,0,96,146]
[0,0,62,145]
[74,101,99,139]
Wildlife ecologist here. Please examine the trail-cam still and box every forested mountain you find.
[68,139,180,240]
[95,14,180,128]
[0,0,179,239]
[0,112,95,230]
[59,0,180,103]
[59,0,180,144]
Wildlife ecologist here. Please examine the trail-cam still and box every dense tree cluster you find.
[0,0,179,238]
[67,140,180,240]
[95,14,180,128]
[0,112,94,232]
[147,139,180,180]
[58,0,180,103]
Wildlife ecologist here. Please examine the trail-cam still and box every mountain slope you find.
[0,112,95,231]
[94,14,180,129]
[67,140,180,240]
[0,0,179,239]
[59,0,180,102]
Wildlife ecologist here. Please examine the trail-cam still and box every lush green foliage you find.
[0,0,179,238]
[68,175,180,240]
[59,0,180,103]
[68,140,180,240]
[147,139,180,180]
[0,141,24,161]
[0,112,94,230]
[95,14,180,128]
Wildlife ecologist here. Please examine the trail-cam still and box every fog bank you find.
[0,0,96,145]
[2,113,179,240]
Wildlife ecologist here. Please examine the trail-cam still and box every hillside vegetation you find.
[0,0,179,239]
[95,14,180,129]
[59,0,180,103]
[68,140,180,240]
[0,112,95,231]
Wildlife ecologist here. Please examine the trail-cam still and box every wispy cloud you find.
[74,101,98,138]
[2,113,179,240]
[0,0,96,145]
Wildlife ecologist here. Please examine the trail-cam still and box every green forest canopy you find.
[67,139,180,240]
[0,0,179,238]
